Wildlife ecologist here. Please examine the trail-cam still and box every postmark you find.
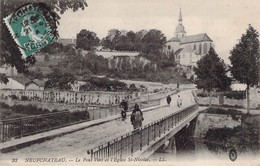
[4,3,56,58]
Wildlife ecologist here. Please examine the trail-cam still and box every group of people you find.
[119,93,182,130]
[166,94,182,107]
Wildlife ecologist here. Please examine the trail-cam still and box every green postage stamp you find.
[4,3,56,58]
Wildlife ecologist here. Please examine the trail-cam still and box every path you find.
[0,90,195,159]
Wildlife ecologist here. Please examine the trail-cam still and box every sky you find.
[58,0,260,64]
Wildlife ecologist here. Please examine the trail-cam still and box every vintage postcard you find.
[0,0,260,166]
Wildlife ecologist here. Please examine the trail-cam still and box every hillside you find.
[28,49,191,84]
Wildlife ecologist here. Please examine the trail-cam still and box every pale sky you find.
[58,0,260,64]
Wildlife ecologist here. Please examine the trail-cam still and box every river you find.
[150,109,260,163]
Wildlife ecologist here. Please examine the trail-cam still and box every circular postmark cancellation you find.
[4,3,57,58]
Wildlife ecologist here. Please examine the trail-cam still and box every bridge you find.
[0,89,201,160]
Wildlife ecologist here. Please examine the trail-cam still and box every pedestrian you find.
[177,82,179,89]
[120,100,128,120]
[120,105,126,120]
[166,95,171,106]
[130,104,144,130]
[177,95,182,107]
[120,99,128,112]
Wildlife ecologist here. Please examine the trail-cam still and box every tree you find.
[194,47,232,107]
[44,54,50,62]
[76,29,100,50]
[101,29,121,51]
[229,25,260,113]
[141,29,166,54]
[0,0,87,83]
[44,68,76,91]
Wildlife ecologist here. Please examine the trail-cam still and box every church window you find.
[203,43,207,54]
[194,44,196,50]
[199,43,202,54]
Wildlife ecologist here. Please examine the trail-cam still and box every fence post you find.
[34,117,37,134]
[140,128,142,150]
[159,121,161,137]
[2,122,5,141]
[147,124,150,145]
[164,118,166,134]
[154,122,156,141]
[131,133,134,156]
[108,142,110,158]
[91,149,93,160]
[121,136,123,158]
[20,119,23,137]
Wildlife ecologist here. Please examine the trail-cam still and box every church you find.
[165,9,214,76]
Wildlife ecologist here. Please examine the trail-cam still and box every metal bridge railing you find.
[0,97,161,142]
[87,104,198,159]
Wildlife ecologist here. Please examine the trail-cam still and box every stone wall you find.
[197,96,248,108]
[0,89,140,106]
[194,113,241,137]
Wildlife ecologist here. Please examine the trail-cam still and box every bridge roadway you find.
[1,90,196,159]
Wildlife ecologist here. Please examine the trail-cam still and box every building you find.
[0,64,17,76]
[25,79,45,90]
[0,76,30,90]
[57,38,76,46]
[164,8,214,77]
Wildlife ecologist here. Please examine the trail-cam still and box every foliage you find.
[194,47,232,92]
[224,91,246,100]
[44,68,76,90]
[80,76,128,91]
[44,54,50,62]
[141,29,166,54]
[76,29,100,50]
[229,25,259,87]
[101,29,121,51]
[60,50,109,75]
[101,29,166,54]
[229,25,259,113]
[0,0,87,83]
[27,67,44,79]
[41,42,65,54]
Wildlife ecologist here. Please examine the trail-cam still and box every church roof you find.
[167,37,181,42]
[180,33,212,44]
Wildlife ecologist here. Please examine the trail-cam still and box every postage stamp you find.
[4,3,56,58]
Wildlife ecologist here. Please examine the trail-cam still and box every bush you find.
[0,102,10,109]
[224,91,246,100]
[21,96,28,101]
[10,95,18,100]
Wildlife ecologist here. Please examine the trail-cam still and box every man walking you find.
[166,95,172,106]
[130,104,144,130]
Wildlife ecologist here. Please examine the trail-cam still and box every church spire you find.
[178,8,182,23]
[174,7,186,39]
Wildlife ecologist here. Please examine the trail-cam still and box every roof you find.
[11,76,31,85]
[167,37,181,42]
[180,33,212,44]
[31,79,45,87]
[173,48,183,55]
